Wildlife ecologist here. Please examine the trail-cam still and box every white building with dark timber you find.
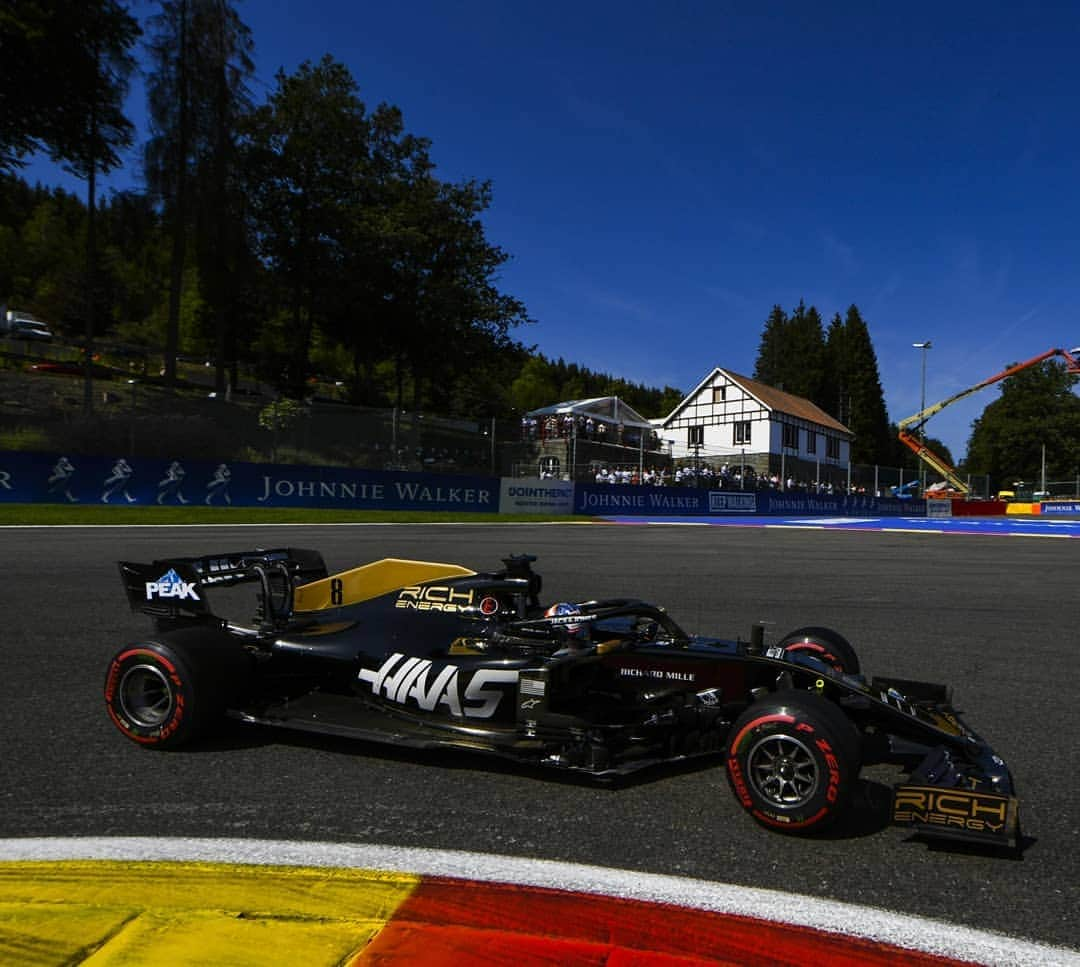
[659,368,853,480]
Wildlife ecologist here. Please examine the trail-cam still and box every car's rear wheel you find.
[105,633,239,749]
[775,625,860,674]
[726,690,861,833]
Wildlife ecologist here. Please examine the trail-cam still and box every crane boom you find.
[897,347,1080,496]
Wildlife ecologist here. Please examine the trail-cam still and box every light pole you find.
[913,341,932,492]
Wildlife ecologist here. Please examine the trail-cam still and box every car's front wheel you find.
[775,625,860,674]
[726,690,861,833]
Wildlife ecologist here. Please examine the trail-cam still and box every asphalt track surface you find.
[1,522,1078,957]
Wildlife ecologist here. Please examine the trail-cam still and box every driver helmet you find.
[544,601,586,638]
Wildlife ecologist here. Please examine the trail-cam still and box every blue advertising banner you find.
[0,451,499,513]
[1039,501,1080,514]
[575,483,745,515]
[755,491,918,516]
[574,483,918,517]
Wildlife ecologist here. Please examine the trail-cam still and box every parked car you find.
[29,360,112,378]
[3,310,54,341]
[10,320,53,341]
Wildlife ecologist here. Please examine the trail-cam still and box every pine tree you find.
[754,301,826,404]
[833,305,891,464]
[786,301,828,407]
[754,305,789,387]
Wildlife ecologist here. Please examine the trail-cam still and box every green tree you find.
[825,306,892,464]
[241,56,371,396]
[242,58,530,408]
[99,189,169,343]
[964,360,1080,487]
[1,3,138,409]
[787,301,828,407]
[192,0,255,395]
[258,397,305,461]
[144,0,195,385]
[753,301,827,405]
[509,356,561,413]
[387,173,530,411]
[145,0,253,388]
[326,104,440,408]
[11,189,86,325]
[506,354,681,419]
[0,1,138,174]
[753,305,788,388]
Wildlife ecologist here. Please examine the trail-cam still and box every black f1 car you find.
[106,549,1019,849]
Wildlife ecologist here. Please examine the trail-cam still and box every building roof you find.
[525,396,655,429]
[665,368,852,436]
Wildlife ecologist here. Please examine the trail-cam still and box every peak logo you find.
[358,653,517,719]
[145,568,201,602]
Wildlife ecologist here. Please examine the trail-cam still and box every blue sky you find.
[23,2,1080,461]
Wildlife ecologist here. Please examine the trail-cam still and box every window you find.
[733,421,751,445]
[826,436,840,459]
[711,386,726,403]
[807,431,817,455]
[688,425,704,447]
[782,424,799,450]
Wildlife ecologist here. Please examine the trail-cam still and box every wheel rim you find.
[118,663,174,728]
[746,733,819,808]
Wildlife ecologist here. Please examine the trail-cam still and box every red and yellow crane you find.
[897,347,1080,497]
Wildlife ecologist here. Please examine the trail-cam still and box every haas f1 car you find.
[106,549,1019,849]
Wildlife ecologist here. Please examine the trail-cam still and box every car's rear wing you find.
[119,548,328,623]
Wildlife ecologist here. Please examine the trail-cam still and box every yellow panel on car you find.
[293,558,475,612]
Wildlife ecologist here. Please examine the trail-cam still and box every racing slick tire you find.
[104,629,247,750]
[726,690,861,834]
[775,625,860,674]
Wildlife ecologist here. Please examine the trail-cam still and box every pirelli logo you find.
[892,785,1016,836]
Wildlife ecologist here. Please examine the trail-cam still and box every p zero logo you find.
[396,585,476,613]
[893,786,1013,835]
[358,653,517,719]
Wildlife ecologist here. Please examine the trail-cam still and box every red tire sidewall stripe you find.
[784,642,841,668]
[105,647,181,744]
[728,710,835,830]
[729,712,796,754]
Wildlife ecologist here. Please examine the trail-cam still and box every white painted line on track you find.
[883,527,944,533]
[1,837,1075,967]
